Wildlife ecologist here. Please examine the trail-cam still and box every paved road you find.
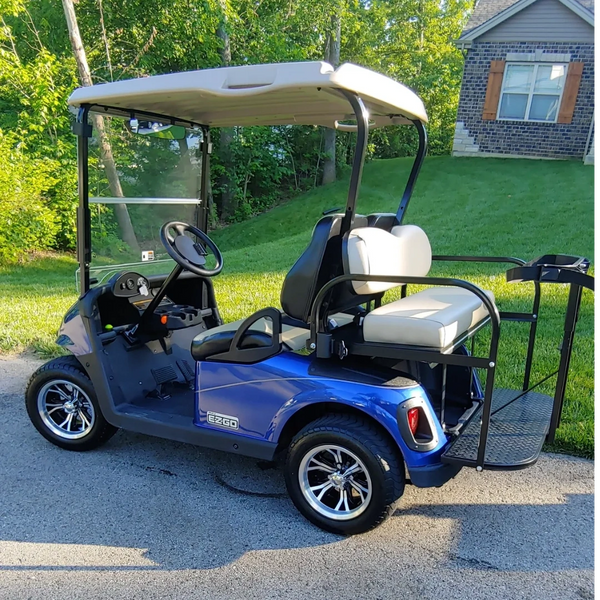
[0,355,594,600]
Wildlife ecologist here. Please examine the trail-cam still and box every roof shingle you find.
[463,0,594,33]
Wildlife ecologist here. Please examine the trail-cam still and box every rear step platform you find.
[441,388,554,470]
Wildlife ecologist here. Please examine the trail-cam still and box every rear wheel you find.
[25,356,117,451]
[284,414,405,535]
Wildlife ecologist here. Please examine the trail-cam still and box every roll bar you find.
[336,94,428,235]
[75,106,92,298]
[397,121,427,224]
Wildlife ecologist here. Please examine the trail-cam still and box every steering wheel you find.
[160,221,223,277]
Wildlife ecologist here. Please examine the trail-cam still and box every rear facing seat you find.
[344,225,495,352]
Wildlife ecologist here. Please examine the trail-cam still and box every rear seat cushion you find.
[363,287,495,350]
[345,225,432,295]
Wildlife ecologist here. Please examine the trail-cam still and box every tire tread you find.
[25,356,117,451]
[286,413,405,534]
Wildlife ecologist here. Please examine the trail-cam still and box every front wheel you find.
[25,356,118,451]
[284,414,405,535]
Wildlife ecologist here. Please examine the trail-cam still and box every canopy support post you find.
[339,91,369,236]
[74,105,92,298]
[198,126,211,233]
[396,120,427,224]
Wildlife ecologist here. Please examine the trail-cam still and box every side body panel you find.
[54,292,454,476]
[196,352,449,470]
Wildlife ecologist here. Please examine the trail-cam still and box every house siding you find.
[453,42,594,159]
[479,0,594,43]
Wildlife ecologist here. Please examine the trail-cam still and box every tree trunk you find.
[218,128,236,220]
[177,137,197,198]
[62,0,139,252]
[216,0,237,221]
[217,0,231,66]
[321,12,341,186]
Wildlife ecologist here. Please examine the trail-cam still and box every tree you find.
[61,0,139,251]
[0,0,473,257]
[215,0,237,222]
[322,9,342,186]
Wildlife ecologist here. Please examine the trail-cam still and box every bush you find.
[0,133,60,263]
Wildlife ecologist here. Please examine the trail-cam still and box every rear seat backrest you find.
[345,225,432,295]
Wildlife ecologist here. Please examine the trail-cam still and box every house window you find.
[497,63,567,122]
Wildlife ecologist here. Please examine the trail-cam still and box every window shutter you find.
[557,62,584,124]
[482,60,505,120]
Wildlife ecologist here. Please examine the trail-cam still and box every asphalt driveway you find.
[0,355,594,600]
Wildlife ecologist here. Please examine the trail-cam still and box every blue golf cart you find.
[25,61,594,534]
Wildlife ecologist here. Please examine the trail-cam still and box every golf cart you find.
[25,61,593,535]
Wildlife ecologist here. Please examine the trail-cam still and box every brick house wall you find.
[453,42,594,159]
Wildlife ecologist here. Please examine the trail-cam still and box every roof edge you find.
[458,0,594,42]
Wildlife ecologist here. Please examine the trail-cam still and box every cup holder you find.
[159,304,202,325]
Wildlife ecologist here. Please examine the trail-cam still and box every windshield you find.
[77,115,206,288]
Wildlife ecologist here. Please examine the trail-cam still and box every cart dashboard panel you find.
[95,270,215,331]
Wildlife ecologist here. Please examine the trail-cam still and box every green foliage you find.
[0,0,473,250]
[0,0,24,16]
[211,125,327,222]
[0,132,59,261]
[0,8,78,255]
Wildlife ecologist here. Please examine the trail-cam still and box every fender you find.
[56,302,92,356]
[266,382,447,470]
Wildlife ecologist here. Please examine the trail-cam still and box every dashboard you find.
[111,271,151,299]
[104,271,207,330]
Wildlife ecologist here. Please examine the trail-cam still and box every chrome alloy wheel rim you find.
[37,380,95,440]
[299,444,372,521]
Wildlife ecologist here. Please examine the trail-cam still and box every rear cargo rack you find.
[442,389,553,469]
[442,254,593,469]
[309,254,594,471]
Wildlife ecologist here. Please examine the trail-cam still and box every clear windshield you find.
[77,115,206,288]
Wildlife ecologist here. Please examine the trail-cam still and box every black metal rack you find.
[443,254,593,468]
[309,254,593,471]
[506,254,594,443]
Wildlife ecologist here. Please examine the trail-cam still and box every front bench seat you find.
[344,225,496,352]
[191,311,355,361]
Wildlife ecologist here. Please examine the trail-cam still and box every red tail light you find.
[407,407,420,435]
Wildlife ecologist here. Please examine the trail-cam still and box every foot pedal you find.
[177,360,195,383]
[151,366,177,385]
[146,385,171,401]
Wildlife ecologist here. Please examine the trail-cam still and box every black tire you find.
[25,355,118,451]
[284,413,405,535]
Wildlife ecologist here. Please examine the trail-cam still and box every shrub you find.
[0,132,60,262]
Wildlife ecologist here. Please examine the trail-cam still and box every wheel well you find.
[275,402,402,461]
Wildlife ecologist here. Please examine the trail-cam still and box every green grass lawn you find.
[0,156,593,456]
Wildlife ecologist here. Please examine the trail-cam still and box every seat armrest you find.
[200,307,282,364]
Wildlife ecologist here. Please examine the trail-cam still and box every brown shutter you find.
[482,60,505,120]
[557,62,584,124]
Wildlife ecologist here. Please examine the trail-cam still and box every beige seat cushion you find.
[345,225,432,295]
[363,287,495,351]
[195,312,355,352]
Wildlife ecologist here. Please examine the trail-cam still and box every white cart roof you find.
[68,61,428,128]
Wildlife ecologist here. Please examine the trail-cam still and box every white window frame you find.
[497,62,568,123]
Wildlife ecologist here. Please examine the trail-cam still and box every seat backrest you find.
[344,225,432,295]
[281,214,370,323]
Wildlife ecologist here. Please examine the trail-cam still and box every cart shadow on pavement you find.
[0,429,338,572]
[392,492,594,573]
[0,418,594,574]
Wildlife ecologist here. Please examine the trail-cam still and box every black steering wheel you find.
[160,221,223,277]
